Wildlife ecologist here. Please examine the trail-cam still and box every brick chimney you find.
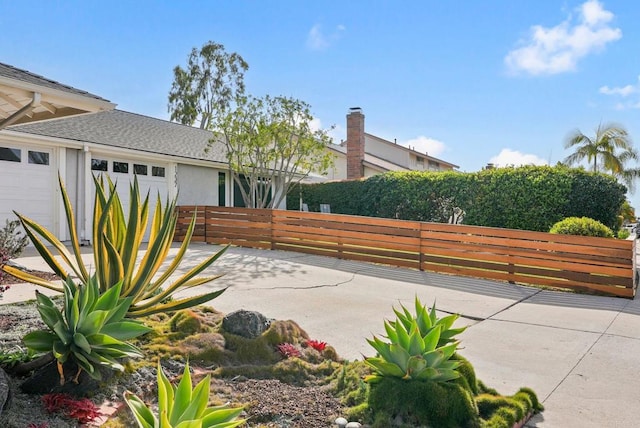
[346,107,365,179]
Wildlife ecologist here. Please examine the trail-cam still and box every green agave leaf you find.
[175,420,203,428]
[422,324,442,352]
[14,212,77,281]
[428,300,438,326]
[388,344,411,372]
[406,355,427,379]
[394,318,411,350]
[393,307,413,333]
[366,337,394,363]
[100,321,152,340]
[52,340,69,362]
[37,302,64,332]
[58,174,90,281]
[364,357,406,378]
[53,321,72,346]
[171,361,194,425]
[73,332,91,354]
[383,320,399,344]
[422,348,446,367]
[201,407,245,428]
[124,392,157,428]
[23,330,56,353]
[128,289,228,318]
[84,351,125,372]
[158,361,175,421]
[180,375,211,421]
[79,310,109,335]
[95,281,124,312]
[430,368,461,382]
[407,325,425,356]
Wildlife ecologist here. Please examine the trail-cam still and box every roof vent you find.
[349,107,362,114]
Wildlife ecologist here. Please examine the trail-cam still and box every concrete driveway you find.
[5,242,640,427]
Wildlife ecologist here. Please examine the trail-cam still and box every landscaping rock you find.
[0,367,10,415]
[222,309,272,339]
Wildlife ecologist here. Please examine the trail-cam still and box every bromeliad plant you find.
[23,276,151,384]
[364,297,466,384]
[3,174,228,317]
[125,361,245,428]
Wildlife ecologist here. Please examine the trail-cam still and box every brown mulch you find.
[220,378,344,427]
[0,270,60,287]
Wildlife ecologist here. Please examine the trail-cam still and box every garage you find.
[88,155,171,240]
[0,142,55,232]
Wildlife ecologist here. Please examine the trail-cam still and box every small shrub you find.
[617,229,631,239]
[549,216,614,238]
[0,219,29,259]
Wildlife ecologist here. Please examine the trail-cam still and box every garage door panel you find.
[0,144,54,233]
[90,156,170,242]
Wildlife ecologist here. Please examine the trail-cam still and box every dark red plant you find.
[305,339,327,352]
[276,343,301,358]
[42,393,102,424]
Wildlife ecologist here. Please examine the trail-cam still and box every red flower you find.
[305,339,327,352]
[276,343,301,358]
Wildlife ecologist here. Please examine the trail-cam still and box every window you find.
[28,151,49,165]
[152,166,165,177]
[134,164,148,175]
[416,156,424,167]
[218,172,226,206]
[113,162,129,173]
[0,147,21,162]
[91,159,108,171]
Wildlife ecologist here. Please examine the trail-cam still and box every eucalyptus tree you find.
[168,41,248,130]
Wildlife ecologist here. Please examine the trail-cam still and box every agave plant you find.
[125,361,245,428]
[23,276,151,384]
[364,297,464,384]
[390,297,467,346]
[3,174,227,317]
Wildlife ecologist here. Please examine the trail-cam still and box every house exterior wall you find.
[176,164,219,206]
[365,135,410,168]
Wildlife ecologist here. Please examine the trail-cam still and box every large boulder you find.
[222,310,272,339]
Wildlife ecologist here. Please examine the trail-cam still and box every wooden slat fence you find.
[175,206,637,298]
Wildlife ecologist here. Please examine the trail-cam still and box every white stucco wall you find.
[176,164,219,206]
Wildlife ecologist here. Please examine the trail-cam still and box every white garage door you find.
[0,144,54,233]
[90,156,170,241]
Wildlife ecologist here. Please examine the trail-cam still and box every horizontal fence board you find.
[174,207,636,298]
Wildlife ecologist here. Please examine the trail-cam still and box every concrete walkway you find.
[3,243,640,427]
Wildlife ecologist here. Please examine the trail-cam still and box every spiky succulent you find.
[365,297,465,384]
[3,174,227,318]
[125,361,245,428]
[23,276,151,383]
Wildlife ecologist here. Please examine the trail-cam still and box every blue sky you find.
[3,0,640,208]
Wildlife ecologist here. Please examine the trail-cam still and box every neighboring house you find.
[0,63,284,244]
[322,107,458,181]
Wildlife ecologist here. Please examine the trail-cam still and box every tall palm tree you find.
[564,122,640,191]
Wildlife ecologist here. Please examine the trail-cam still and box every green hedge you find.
[289,166,626,232]
[549,217,614,238]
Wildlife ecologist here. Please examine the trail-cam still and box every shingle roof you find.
[9,109,228,163]
[0,62,111,102]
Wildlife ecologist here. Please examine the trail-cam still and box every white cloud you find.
[306,24,345,51]
[489,149,548,167]
[599,76,640,109]
[402,136,447,157]
[505,0,621,75]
